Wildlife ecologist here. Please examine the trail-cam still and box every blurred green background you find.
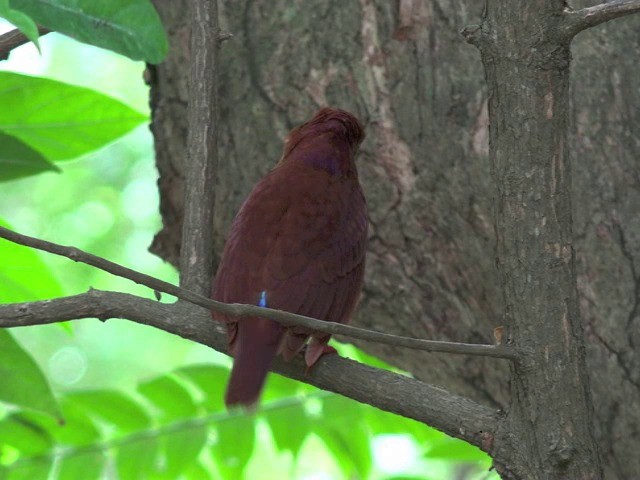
[0,20,497,480]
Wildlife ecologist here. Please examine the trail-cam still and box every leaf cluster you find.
[0,362,493,480]
[1,0,167,62]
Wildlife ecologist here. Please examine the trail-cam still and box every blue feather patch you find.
[258,291,267,308]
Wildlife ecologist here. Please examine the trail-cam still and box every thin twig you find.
[0,290,501,449]
[179,0,220,295]
[0,27,50,61]
[563,0,640,39]
[0,226,520,359]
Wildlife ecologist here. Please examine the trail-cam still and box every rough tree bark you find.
[148,1,640,478]
[464,1,602,477]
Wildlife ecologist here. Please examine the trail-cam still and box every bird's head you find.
[282,107,366,161]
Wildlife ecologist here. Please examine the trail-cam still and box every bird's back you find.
[212,107,367,407]
[213,158,367,330]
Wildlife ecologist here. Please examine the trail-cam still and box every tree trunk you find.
[467,1,601,477]
[148,1,640,478]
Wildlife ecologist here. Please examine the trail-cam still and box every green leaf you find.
[262,404,309,457]
[66,390,150,433]
[55,401,101,446]
[0,218,69,332]
[176,364,228,413]
[312,425,355,476]
[0,414,52,455]
[16,401,100,447]
[334,342,407,373]
[366,407,442,445]
[0,218,63,303]
[314,396,373,478]
[0,72,147,161]
[57,450,105,480]
[9,0,168,63]
[162,425,208,478]
[183,461,213,480]
[0,132,59,182]
[115,437,159,480]
[425,437,490,462]
[0,330,62,420]
[382,476,438,480]
[138,375,198,423]
[316,423,373,479]
[261,372,309,402]
[0,0,40,52]
[0,457,53,480]
[211,415,255,478]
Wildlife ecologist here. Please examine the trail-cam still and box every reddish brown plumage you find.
[212,107,367,408]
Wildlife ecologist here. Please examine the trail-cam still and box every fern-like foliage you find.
[0,353,494,480]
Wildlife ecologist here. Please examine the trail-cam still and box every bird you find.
[212,107,368,408]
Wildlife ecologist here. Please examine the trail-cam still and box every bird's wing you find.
[213,163,367,360]
[212,167,291,314]
[267,167,367,362]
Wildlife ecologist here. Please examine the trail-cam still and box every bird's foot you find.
[304,344,337,374]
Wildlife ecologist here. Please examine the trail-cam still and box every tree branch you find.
[178,0,220,295]
[0,27,50,61]
[0,290,501,450]
[563,1,640,38]
[0,226,519,359]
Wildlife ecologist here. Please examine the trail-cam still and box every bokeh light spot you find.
[48,346,88,386]
[373,434,418,473]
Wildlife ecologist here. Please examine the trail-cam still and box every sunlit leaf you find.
[9,0,168,63]
[115,437,159,480]
[56,401,102,446]
[262,404,309,457]
[0,457,53,480]
[0,218,63,303]
[138,375,198,423]
[382,476,438,480]
[0,132,59,182]
[211,415,255,478]
[312,426,355,476]
[175,364,228,413]
[335,342,401,370]
[315,396,373,478]
[0,72,147,161]
[0,330,62,420]
[67,390,150,433]
[0,414,53,455]
[162,425,208,478]
[0,1,40,52]
[17,401,100,447]
[366,407,442,445]
[262,372,311,402]
[183,461,213,480]
[57,450,105,480]
[425,437,490,462]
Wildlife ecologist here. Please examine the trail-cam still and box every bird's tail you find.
[225,317,283,408]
